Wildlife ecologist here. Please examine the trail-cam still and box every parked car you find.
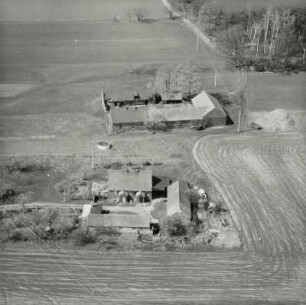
[250,123,262,130]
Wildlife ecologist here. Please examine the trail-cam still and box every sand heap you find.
[247,108,306,132]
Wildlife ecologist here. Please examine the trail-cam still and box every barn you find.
[102,90,228,134]
[167,180,191,225]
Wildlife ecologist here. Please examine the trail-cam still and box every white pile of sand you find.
[247,108,306,132]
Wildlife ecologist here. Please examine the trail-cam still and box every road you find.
[1,131,306,304]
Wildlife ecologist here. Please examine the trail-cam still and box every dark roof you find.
[107,169,152,192]
[161,92,183,101]
[110,106,147,124]
[167,181,191,218]
[152,176,172,192]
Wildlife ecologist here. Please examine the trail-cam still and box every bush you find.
[10,229,28,241]
[167,217,187,236]
[72,228,97,246]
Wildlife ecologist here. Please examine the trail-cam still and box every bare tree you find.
[134,7,148,22]
[299,34,306,64]
[263,7,272,54]
[164,7,173,19]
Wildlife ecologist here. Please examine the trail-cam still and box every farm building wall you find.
[112,122,145,133]
[203,108,227,128]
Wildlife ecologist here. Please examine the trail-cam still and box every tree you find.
[164,7,174,19]
[167,217,187,236]
[134,7,148,22]
[221,24,248,66]
[299,34,306,65]
[144,107,167,132]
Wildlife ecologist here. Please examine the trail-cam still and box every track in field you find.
[194,132,306,254]
[1,132,306,304]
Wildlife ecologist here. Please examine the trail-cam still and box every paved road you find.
[1,132,306,304]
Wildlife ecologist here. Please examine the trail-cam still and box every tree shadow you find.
[141,18,157,24]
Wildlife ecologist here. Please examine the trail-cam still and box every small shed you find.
[167,181,191,224]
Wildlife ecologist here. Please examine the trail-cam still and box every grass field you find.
[0,0,165,22]
[246,72,306,112]
[0,0,240,155]
[0,0,240,204]
[170,0,306,13]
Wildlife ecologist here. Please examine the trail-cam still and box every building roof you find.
[152,176,172,192]
[161,92,183,101]
[192,91,226,114]
[107,169,152,192]
[86,213,150,228]
[167,181,191,219]
[109,91,226,125]
[110,106,147,124]
[148,104,213,122]
[84,206,151,228]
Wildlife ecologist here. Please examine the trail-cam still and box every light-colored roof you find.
[192,91,226,114]
[167,181,191,218]
[86,213,150,228]
[107,169,152,192]
[110,106,147,124]
[148,104,212,121]
[81,204,92,218]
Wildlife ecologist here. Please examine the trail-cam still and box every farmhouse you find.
[101,90,228,134]
[107,168,153,203]
[167,180,191,224]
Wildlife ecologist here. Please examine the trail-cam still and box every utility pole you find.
[214,68,217,88]
[196,34,199,53]
[91,147,94,170]
[237,109,242,133]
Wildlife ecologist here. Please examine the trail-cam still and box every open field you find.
[0,0,166,22]
[170,0,306,13]
[0,245,305,304]
[0,0,239,153]
[246,72,306,112]
[194,132,306,253]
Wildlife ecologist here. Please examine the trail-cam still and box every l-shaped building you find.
[101,90,228,134]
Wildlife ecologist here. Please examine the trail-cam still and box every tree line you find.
[172,0,306,71]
